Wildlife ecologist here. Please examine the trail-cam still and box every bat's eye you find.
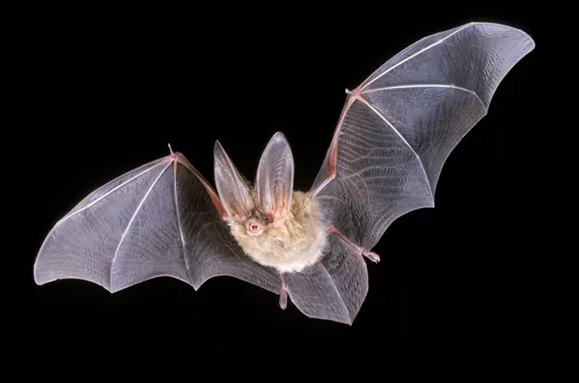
[264,215,271,223]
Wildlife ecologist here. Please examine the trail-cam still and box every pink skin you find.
[245,209,271,236]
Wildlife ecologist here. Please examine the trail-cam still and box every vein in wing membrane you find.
[312,22,534,252]
[359,22,534,106]
[178,162,281,293]
[362,85,486,192]
[285,235,368,325]
[110,161,189,291]
[34,154,281,294]
[316,99,434,250]
[34,158,175,291]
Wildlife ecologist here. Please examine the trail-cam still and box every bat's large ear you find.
[255,132,294,220]
[214,141,253,218]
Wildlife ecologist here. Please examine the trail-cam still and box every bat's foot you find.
[279,274,288,310]
[362,250,380,263]
[279,289,288,310]
[328,225,381,264]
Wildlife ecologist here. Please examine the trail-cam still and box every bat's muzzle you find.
[246,219,263,236]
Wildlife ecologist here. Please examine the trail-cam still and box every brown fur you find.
[226,191,328,273]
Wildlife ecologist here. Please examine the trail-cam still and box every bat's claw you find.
[363,251,380,263]
[279,288,288,310]
[328,225,381,264]
[278,274,288,310]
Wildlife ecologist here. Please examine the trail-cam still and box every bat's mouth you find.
[246,222,263,236]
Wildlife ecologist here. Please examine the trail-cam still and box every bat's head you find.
[214,132,295,236]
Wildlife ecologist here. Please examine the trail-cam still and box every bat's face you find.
[245,207,272,236]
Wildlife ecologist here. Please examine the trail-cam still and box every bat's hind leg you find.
[328,225,380,263]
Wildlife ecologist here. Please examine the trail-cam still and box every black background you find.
[19,5,549,381]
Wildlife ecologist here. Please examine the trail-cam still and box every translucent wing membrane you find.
[34,152,280,293]
[285,235,368,324]
[312,22,535,252]
[34,22,534,326]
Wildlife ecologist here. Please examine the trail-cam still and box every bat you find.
[34,22,535,325]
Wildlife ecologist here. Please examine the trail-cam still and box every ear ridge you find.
[213,140,253,218]
[255,132,295,219]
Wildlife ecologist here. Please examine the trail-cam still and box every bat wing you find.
[297,22,534,324]
[34,150,280,294]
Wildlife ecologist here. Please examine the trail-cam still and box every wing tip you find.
[343,316,355,326]
[290,299,359,326]
[32,259,46,286]
[466,21,536,51]
[330,314,356,326]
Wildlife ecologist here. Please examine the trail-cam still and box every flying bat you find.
[34,22,535,325]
